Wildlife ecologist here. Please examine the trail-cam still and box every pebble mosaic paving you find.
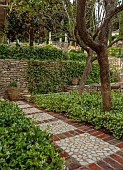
[18,104,32,109]
[26,112,55,121]
[22,107,42,114]
[56,133,120,166]
[39,120,77,135]
[15,101,27,105]
[16,101,123,170]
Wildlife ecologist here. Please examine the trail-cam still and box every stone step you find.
[121,85,123,92]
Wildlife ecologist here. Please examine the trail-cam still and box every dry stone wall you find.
[1,58,123,99]
[0,59,29,99]
[109,58,123,82]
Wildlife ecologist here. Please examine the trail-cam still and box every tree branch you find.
[108,4,123,22]
[0,5,8,8]
[76,0,101,53]
[99,3,123,40]
[108,37,123,48]
[91,56,97,62]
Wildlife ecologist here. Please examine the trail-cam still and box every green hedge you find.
[27,60,100,94]
[0,44,67,61]
[0,44,87,61]
[108,47,123,58]
[31,91,123,139]
[67,50,87,61]
[0,101,63,169]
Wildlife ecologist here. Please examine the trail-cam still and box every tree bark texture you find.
[98,49,112,111]
[78,49,92,95]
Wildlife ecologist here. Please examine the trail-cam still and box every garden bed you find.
[30,90,123,139]
[0,100,63,169]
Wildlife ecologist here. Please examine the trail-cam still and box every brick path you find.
[16,101,123,170]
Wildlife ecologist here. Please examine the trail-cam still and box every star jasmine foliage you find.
[0,100,63,169]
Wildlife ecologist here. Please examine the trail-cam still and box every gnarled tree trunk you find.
[78,49,92,95]
[98,49,112,111]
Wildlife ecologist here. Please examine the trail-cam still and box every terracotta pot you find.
[72,78,78,85]
[7,87,20,101]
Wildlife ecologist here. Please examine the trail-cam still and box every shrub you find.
[27,60,116,94]
[8,81,17,87]
[67,50,87,61]
[0,101,63,169]
[0,44,66,61]
[31,90,123,139]
[108,47,123,58]
[27,60,100,94]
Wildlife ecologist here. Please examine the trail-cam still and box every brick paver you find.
[88,163,103,170]
[16,101,123,170]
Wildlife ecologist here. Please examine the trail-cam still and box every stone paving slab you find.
[22,107,42,114]
[26,112,55,122]
[56,133,120,166]
[18,104,32,109]
[15,101,27,105]
[39,120,77,135]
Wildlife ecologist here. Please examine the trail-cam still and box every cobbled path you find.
[16,101,123,170]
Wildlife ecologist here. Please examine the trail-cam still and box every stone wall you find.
[0,59,29,99]
[109,58,123,82]
[1,58,123,99]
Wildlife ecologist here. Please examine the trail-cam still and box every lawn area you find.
[0,100,63,170]
[30,90,123,139]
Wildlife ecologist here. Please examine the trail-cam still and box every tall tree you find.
[7,0,67,45]
[76,0,123,111]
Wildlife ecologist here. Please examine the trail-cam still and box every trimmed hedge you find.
[0,44,87,61]
[0,101,63,169]
[67,50,87,61]
[31,90,123,139]
[27,60,100,94]
[108,47,123,58]
[0,44,67,61]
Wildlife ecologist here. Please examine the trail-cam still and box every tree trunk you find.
[78,49,92,95]
[98,49,112,111]
[29,27,34,46]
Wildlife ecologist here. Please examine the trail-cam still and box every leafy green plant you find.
[8,81,17,87]
[0,101,63,169]
[108,47,123,58]
[27,60,101,94]
[0,44,67,61]
[67,50,87,61]
[27,60,116,94]
[31,90,123,139]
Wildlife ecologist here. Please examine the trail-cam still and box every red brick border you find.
[22,100,123,170]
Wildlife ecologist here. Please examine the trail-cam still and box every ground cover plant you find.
[0,100,63,170]
[30,90,123,139]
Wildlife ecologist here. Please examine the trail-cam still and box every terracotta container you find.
[7,87,20,101]
[72,78,78,85]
